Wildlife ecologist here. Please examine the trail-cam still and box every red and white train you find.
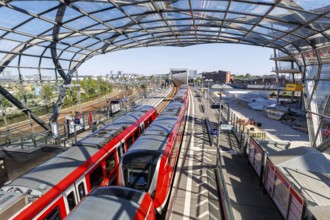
[0,104,157,220]
[66,186,155,220]
[118,85,188,214]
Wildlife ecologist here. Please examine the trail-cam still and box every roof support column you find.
[48,4,75,138]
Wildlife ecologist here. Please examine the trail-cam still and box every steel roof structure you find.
[0,0,329,148]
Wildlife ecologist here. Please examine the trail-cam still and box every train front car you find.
[66,186,155,220]
[119,99,187,214]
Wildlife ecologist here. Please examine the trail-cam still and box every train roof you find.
[126,116,178,154]
[160,102,184,116]
[1,146,99,197]
[75,105,155,148]
[66,186,145,220]
[180,84,188,89]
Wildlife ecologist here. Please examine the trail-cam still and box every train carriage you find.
[66,186,155,220]
[0,105,157,220]
[119,96,187,214]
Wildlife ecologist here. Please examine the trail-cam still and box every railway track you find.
[155,81,181,114]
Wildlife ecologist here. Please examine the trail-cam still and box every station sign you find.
[210,128,218,136]
[285,83,303,91]
[220,124,233,131]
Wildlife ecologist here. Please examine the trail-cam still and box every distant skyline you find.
[78,44,275,76]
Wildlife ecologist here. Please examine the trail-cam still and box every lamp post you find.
[211,84,232,167]
[205,79,213,114]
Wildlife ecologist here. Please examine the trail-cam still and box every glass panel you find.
[61,35,88,45]
[0,39,21,52]
[20,56,40,68]
[16,18,53,35]
[10,1,59,14]
[170,1,190,10]
[279,0,329,12]
[88,42,105,50]
[0,7,31,29]
[162,12,191,20]
[320,118,330,142]
[226,13,259,24]
[73,1,113,13]
[229,2,271,15]
[65,16,98,30]
[167,20,192,26]
[122,3,151,15]
[93,8,125,21]
[63,7,83,22]
[106,17,132,28]
[5,33,32,42]
[75,38,99,48]
[41,9,58,21]
[141,21,166,29]
[269,6,317,23]
[191,1,228,11]
[260,18,298,32]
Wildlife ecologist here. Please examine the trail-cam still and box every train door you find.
[105,151,117,185]
[63,184,78,214]
[117,142,125,162]
[75,176,87,202]
[140,123,145,134]
[133,128,139,142]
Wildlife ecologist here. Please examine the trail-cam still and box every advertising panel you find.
[66,113,84,136]
[110,100,121,116]
[287,188,304,220]
[273,170,290,217]
[285,84,303,92]
[249,138,263,176]
[265,160,275,195]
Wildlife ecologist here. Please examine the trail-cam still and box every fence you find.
[0,91,144,148]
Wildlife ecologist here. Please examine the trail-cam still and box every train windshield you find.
[122,152,159,192]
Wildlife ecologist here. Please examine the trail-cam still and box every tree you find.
[43,84,53,100]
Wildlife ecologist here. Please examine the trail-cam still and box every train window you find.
[140,125,144,133]
[89,165,104,189]
[117,146,122,159]
[121,142,125,154]
[134,129,139,140]
[127,169,149,191]
[126,136,133,148]
[106,153,116,174]
[145,120,149,128]
[66,191,76,211]
[148,118,152,125]
[43,206,61,220]
[78,182,85,200]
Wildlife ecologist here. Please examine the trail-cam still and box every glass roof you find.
[0,0,329,73]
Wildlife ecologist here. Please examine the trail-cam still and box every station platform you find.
[166,87,282,220]
[166,89,220,220]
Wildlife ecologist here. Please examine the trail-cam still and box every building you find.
[189,70,197,78]
[201,70,231,84]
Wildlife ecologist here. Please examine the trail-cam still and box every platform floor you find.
[219,132,282,220]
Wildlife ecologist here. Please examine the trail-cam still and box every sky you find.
[78,43,275,76]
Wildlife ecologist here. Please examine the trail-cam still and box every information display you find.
[110,100,121,116]
[66,113,84,136]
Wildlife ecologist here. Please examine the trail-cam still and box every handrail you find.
[205,118,213,146]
